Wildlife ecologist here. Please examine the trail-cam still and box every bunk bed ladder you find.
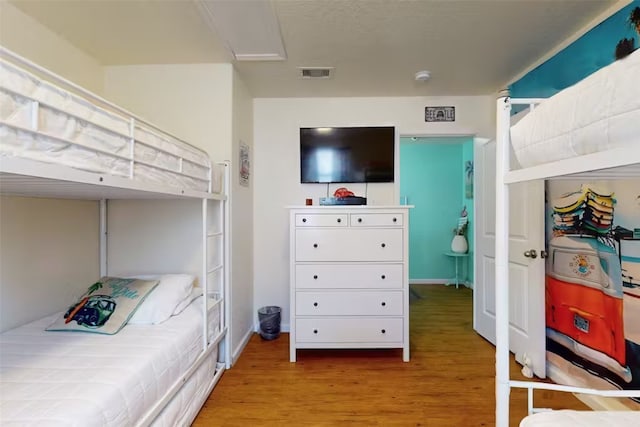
[222,161,231,368]
[201,161,231,369]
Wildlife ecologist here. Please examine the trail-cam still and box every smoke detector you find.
[299,67,334,79]
[415,70,431,82]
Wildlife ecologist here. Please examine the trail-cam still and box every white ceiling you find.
[9,0,621,97]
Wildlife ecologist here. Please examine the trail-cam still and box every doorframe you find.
[398,133,477,288]
[471,137,490,330]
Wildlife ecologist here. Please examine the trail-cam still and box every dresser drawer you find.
[350,213,403,227]
[295,213,348,227]
[296,317,403,343]
[295,228,403,262]
[296,291,403,316]
[295,263,403,289]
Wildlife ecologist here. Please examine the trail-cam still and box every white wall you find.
[0,2,105,332]
[253,96,493,329]
[106,199,204,281]
[0,196,100,332]
[103,64,233,161]
[104,64,255,360]
[229,68,254,358]
[0,1,104,94]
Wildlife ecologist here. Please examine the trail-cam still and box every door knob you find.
[524,249,537,259]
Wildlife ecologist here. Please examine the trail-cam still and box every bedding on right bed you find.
[510,49,640,169]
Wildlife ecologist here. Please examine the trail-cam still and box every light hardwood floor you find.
[193,284,586,426]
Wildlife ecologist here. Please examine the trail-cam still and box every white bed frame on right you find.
[494,95,640,427]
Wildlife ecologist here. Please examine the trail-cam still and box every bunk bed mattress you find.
[0,297,220,427]
[520,410,640,426]
[0,60,217,193]
[510,49,640,169]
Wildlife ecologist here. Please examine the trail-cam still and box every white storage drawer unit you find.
[289,206,411,362]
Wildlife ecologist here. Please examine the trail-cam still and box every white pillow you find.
[172,286,203,316]
[128,274,195,325]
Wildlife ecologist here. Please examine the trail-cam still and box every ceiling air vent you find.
[299,67,334,79]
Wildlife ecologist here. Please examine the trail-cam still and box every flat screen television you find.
[300,126,395,183]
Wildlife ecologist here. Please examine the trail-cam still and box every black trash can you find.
[258,306,281,340]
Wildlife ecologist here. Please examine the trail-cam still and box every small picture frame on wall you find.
[425,106,455,122]
[239,143,250,187]
[465,160,473,198]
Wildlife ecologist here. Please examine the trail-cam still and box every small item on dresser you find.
[333,187,355,198]
[305,198,313,206]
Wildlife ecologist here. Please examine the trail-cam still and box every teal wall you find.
[510,1,639,99]
[400,137,472,282]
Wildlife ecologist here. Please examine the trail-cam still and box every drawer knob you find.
[313,302,318,307]
[313,329,318,334]
[381,275,386,279]
[302,218,307,223]
[313,275,318,279]
[357,218,362,223]
[381,329,386,334]
[381,302,386,306]
[392,217,397,223]
[381,243,386,248]
[337,218,341,223]
[313,243,318,248]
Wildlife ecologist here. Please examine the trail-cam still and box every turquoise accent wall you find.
[400,137,472,281]
[510,1,639,99]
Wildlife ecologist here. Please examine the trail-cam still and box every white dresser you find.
[288,206,411,362]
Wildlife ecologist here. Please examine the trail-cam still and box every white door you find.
[473,139,546,378]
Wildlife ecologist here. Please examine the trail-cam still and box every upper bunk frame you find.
[0,46,223,201]
[499,97,640,184]
[494,95,640,427]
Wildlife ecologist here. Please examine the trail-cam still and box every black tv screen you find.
[300,126,395,183]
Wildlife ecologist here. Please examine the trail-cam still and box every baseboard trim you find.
[410,279,449,285]
[410,279,473,288]
[232,326,253,366]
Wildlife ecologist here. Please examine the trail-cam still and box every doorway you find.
[399,136,474,287]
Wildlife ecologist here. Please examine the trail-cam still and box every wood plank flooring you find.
[193,284,586,426]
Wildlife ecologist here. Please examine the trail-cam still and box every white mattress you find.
[520,410,640,426]
[510,49,640,169]
[0,59,222,194]
[0,297,220,426]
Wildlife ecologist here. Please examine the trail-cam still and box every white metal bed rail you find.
[0,47,209,159]
[510,380,640,416]
[0,47,212,191]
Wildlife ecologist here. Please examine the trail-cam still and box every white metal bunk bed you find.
[495,49,640,426]
[0,47,230,426]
